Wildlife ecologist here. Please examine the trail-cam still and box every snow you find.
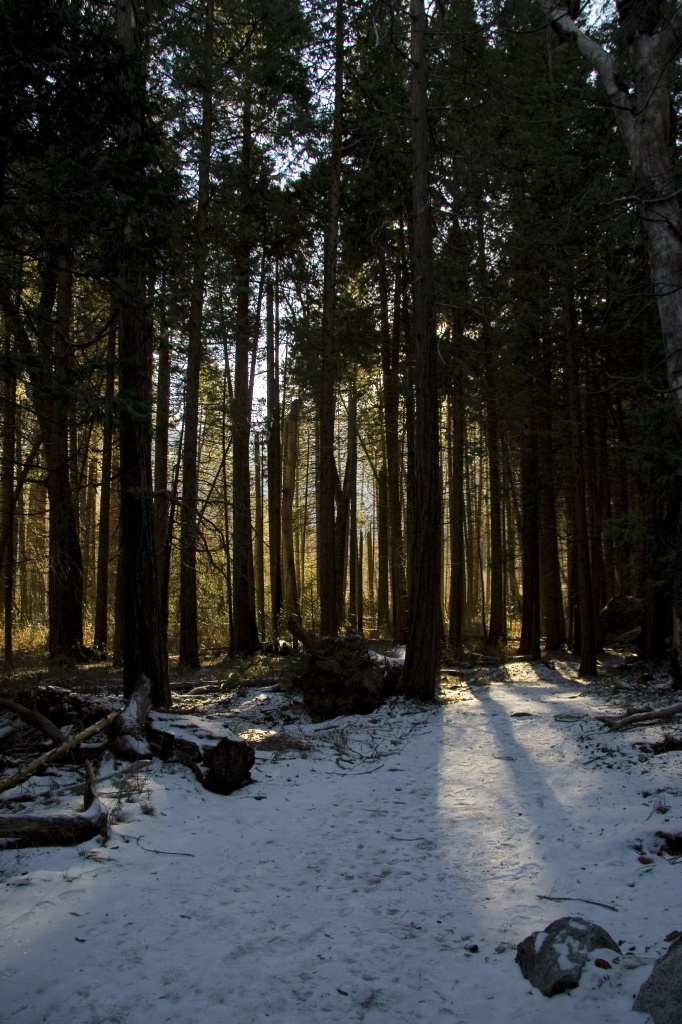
[1,657,680,1023]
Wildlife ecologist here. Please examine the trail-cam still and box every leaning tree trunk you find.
[403,0,441,701]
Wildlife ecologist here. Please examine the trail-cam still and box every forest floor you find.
[1,646,681,1023]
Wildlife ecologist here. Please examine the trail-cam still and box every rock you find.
[515,917,620,997]
[633,936,682,1023]
[202,734,255,795]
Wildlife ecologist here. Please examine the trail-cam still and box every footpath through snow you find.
[1,656,681,1023]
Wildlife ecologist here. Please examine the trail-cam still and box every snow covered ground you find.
[1,656,681,1024]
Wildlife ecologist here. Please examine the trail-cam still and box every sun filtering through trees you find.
[0,0,680,696]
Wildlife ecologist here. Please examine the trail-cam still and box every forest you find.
[2,0,682,708]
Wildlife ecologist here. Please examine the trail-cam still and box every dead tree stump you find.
[288,619,404,721]
[202,735,255,795]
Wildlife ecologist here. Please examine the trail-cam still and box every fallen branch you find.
[537,894,618,912]
[0,697,66,745]
[0,710,119,796]
[597,702,682,731]
[0,759,108,848]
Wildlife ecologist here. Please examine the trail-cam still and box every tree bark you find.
[403,0,441,700]
[518,396,541,659]
[537,2,682,681]
[565,292,597,676]
[115,0,170,706]
[179,0,213,669]
[230,100,260,657]
[317,0,344,636]
[266,280,282,636]
[281,398,301,623]
[482,321,505,644]
[254,432,266,636]
[379,253,408,643]
[93,312,116,653]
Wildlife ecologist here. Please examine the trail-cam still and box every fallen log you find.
[147,724,255,794]
[597,702,682,731]
[287,618,404,721]
[0,761,108,848]
[0,697,66,745]
[0,710,119,796]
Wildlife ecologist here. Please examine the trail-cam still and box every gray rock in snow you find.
[633,936,682,1024]
[515,917,620,997]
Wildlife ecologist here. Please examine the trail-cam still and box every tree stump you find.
[202,734,255,795]
[288,618,404,721]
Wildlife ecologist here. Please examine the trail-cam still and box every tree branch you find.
[538,4,631,113]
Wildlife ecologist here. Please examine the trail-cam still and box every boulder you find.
[633,936,682,1024]
[515,917,620,997]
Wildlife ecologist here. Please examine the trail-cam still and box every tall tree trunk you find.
[94,314,116,653]
[282,398,301,623]
[179,0,213,668]
[483,322,505,644]
[403,0,441,700]
[538,337,565,650]
[448,379,465,653]
[154,323,171,637]
[317,0,344,636]
[376,464,390,635]
[231,101,260,655]
[115,0,170,705]
[1,331,16,667]
[537,3,682,683]
[565,292,597,676]
[346,378,359,627]
[379,253,408,643]
[254,432,265,637]
[266,281,282,636]
[518,386,541,659]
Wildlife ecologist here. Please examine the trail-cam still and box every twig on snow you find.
[537,894,618,912]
